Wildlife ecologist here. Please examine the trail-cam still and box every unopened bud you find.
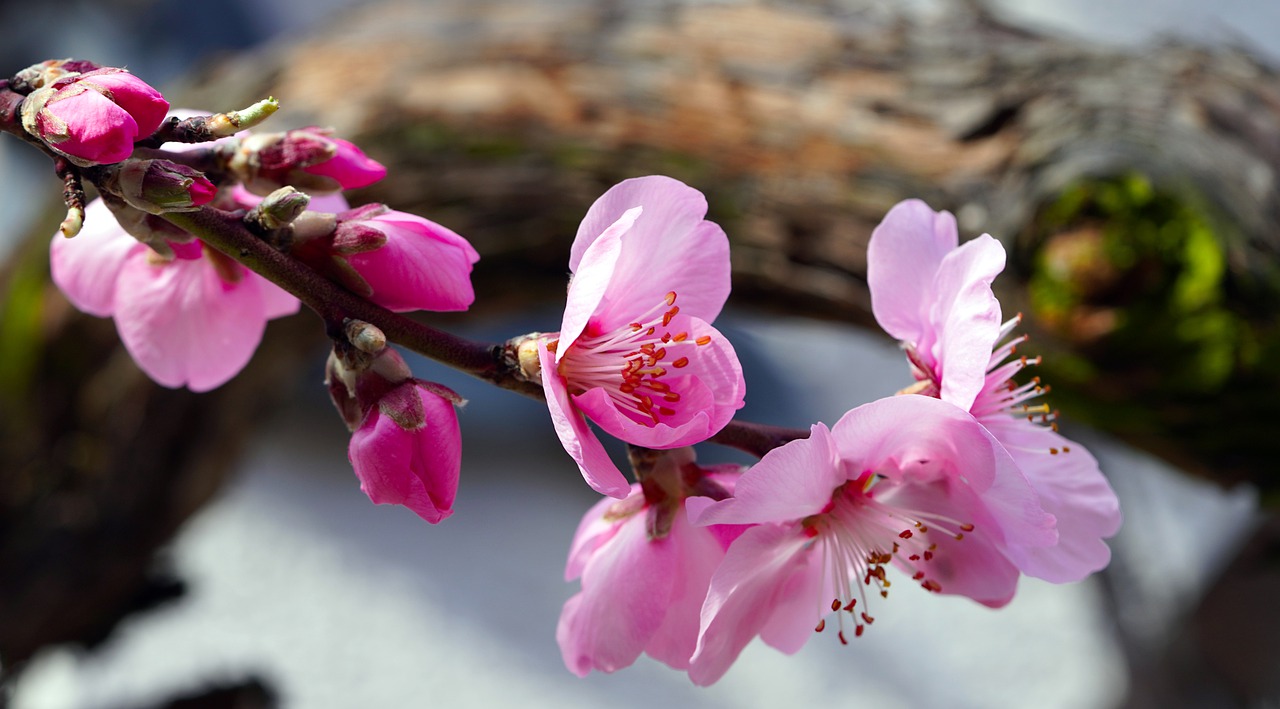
[115,159,216,214]
[245,186,311,231]
[11,58,100,92]
[59,203,84,238]
[509,332,549,383]
[345,319,386,354]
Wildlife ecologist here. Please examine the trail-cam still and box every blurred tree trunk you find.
[5,0,1280,704]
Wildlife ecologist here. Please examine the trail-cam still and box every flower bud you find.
[227,127,386,195]
[113,159,216,214]
[325,348,463,524]
[21,67,169,165]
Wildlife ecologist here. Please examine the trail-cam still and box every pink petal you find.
[49,198,142,316]
[983,416,1121,582]
[303,137,387,189]
[113,254,269,391]
[573,176,731,328]
[79,69,170,137]
[565,488,640,581]
[558,207,636,351]
[689,524,814,686]
[876,479,1023,607]
[539,341,631,498]
[557,512,676,676]
[691,424,843,526]
[345,214,479,312]
[42,90,139,164]
[254,274,302,320]
[927,234,1005,410]
[867,199,959,344]
[644,511,730,670]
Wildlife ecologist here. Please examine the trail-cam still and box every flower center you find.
[805,473,973,644]
[554,291,711,426]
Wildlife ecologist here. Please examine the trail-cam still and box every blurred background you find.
[2,0,1279,707]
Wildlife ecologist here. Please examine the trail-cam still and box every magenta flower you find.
[686,395,1057,686]
[330,349,462,524]
[321,204,480,313]
[538,176,746,497]
[49,197,301,391]
[24,67,169,165]
[867,199,1121,582]
[558,448,744,676]
[232,127,387,195]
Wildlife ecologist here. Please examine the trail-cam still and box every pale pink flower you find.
[685,395,1057,686]
[326,204,479,312]
[331,349,463,524]
[558,448,744,675]
[867,199,1121,582]
[538,176,746,497]
[25,67,169,165]
[50,198,301,391]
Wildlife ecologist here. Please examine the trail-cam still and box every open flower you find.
[685,395,1056,686]
[22,66,169,165]
[557,448,744,676]
[867,199,1121,582]
[327,348,463,524]
[537,176,746,497]
[49,196,303,391]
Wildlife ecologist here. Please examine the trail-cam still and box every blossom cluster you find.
[20,60,1121,687]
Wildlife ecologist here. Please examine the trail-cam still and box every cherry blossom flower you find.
[328,348,463,524]
[22,67,169,165]
[557,448,744,676]
[49,196,309,391]
[537,176,746,497]
[867,199,1121,582]
[686,395,1056,686]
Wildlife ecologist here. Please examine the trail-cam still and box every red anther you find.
[653,347,667,360]
[839,631,849,645]
[855,625,865,637]
[665,291,677,306]
[921,579,942,593]
[620,383,636,394]
[630,323,643,331]
[645,327,655,336]
[658,406,675,416]
[861,613,874,625]
[695,335,712,346]
[672,332,688,342]
[672,357,689,368]
[641,343,656,355]
[899,530,913,539]
[662,307,679,326]
[959,523,975,532]
[661,333,672,343]
[646,381,670,393]
[923,550,933,561]
[815,619,826,632]
[917,524,928,533]
[844,600,856,611]
[831,598,842,611]
[1063,445,1071,452]
[908,554,920,561]
[640,395,654,409]
[913,571,925,580]
[1050,448,1059,455]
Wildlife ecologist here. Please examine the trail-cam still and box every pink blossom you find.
[49,196,302,392]
[867,199,1121,582]
[539,176,746,497]
[26,67,169,165]
[558,448,744,675]
[325,204,479,312]
[685,395,1056,686]
[334,349,463,524]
